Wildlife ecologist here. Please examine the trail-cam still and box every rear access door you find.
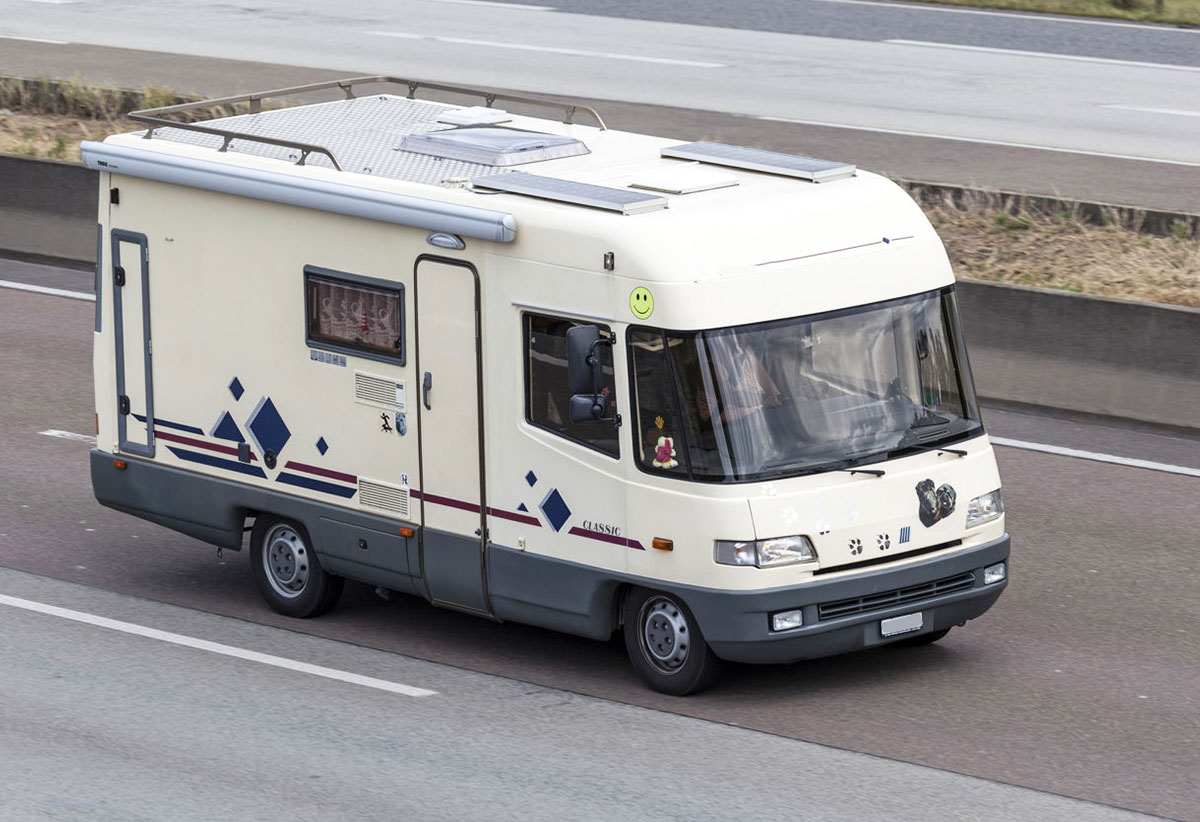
[414,256,489,615]
[111,229,155,457]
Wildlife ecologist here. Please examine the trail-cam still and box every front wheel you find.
[250,516,343,618]
[623,588,721,696]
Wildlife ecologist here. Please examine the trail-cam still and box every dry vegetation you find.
[908,0,1200,25]
[917,191,1200,307]
[2,76,1198,308]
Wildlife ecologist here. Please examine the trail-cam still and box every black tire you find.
[896,627,951,647]
[250,515,343,618]
[623,588,721,696]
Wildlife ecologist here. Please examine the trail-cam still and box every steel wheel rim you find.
[639,596,690,674]
[263,523,309,600]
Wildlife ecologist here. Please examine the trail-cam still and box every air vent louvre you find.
[358,478,410,518]
[355,372,405,410]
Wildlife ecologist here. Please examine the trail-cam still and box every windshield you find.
[629,288,982,482]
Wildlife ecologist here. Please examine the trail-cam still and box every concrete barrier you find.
[956,281,1200,431]
[0,154,97,263]
[2,154,1197,431]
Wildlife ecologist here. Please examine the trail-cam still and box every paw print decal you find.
[877,533,891,551]
[848,538,863,555]
[815,519,832,536]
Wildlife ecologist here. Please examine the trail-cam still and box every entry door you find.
[415,257,489,614]
[111,230,155,457]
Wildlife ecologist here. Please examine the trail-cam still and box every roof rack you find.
[127,76,607,172]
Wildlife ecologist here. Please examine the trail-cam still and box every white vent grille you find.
[358,478,410,518]
[355,372,406,410]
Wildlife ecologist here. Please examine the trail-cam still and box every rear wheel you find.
[250,516,343,618]
[623,588,721,696]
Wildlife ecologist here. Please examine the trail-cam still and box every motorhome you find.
[86,77,1009,694]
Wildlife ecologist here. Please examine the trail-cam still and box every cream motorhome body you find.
[86,78,1009,694]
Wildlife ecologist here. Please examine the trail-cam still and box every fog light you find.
[984,562,1007,585]
[772,609,803,632]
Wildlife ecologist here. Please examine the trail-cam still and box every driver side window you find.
[524,313,620,458]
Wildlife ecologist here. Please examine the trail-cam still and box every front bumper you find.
[681,535,1010,664]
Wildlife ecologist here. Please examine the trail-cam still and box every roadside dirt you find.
[3,109,1198,308]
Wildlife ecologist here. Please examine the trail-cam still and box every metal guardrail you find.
[126,76,608,171]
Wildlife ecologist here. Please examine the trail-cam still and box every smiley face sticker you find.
[630,287,655,320]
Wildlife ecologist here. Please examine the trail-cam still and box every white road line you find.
[39,429,97,444]
[990,437,1200,478]
[0,593,438,698]
[367,32,726,68]
[750,115,1200,168]
[0,279,95,301]
[0,33,70,44]
[18,0,80,4]
[886,39,1200,73]
[1102,103,1200,118]
[812,0,1200,31]
[427,0,554,9]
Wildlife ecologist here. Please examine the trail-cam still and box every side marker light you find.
[398,526,416,538]
[652,538,673,551]
[113,460,127,470]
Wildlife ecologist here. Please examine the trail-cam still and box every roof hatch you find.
[472,172,668,215]
[401,126,589,166]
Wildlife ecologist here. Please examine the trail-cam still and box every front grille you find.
[817,571,976,621]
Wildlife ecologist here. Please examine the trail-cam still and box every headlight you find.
[715,535,817,568]
[966,489,1004,528]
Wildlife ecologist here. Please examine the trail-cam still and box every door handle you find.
[423,371,432,410]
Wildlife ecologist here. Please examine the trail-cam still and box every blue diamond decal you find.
[228,377,244,401]
[316,437,329,456]
[525,470,537,487]
[210,411,245,443]
[540,488,571,532]
[247,397,291,456]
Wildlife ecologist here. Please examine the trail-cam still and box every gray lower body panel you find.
[90,449,420,595]
[92,449,1009,664]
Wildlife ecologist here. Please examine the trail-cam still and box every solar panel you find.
[471,172,669,215]
[660,141,855,183]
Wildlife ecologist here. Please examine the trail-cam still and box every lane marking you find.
[750,115,1200,168]
[39,430,97,444]
[0,279,95,301]
[812,0,1200,31]
[1102,103,1200,118]
[0,593,438,698]
[991,436,1200,478]
[0,33,70,43]
[427,0,554,8]
[886,39,1200,73]
[367,31,726,67]
[18,0,80,4]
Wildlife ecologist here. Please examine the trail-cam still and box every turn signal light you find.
[398,526,416,538]
[113,459,127,470]
[652,538,673,551]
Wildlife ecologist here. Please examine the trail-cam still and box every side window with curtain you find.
[305,265,404,364]
[629,329,687,475]
[525,314,620,458]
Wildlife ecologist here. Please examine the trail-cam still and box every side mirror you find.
[566,325,601,395]
[566,325,616,424]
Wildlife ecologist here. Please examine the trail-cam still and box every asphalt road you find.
[0,568,1154,822]
[3,0,1200,169]
[2,268,1199,819]
[477,0,1200,67]
[3,40,1199,218]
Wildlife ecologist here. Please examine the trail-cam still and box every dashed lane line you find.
[0,279,94,301]
[0,593,438,697]
[991,437,1200,478]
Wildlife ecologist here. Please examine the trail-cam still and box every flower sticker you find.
[652,436,678,469]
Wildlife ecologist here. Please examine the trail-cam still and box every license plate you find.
[881,612,923,637]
